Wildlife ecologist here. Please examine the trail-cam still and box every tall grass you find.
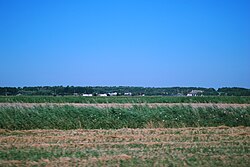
[0,105,249,130]
[1,96,250,103]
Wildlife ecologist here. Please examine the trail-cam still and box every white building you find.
[124,92,132,96]
[82,94,93,97]
[187,90,203,96]
[98,94,108,97]
[109,92,118,96]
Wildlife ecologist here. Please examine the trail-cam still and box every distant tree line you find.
[0,86,249,96]
[217,87,250,96]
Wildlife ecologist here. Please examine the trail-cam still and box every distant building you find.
[98,94,108,97]
[108,92,118,96]
[187,90,203,96]
[124,92,132,96]
[82,94,93,97]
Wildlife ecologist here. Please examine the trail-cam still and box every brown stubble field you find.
[1,126,250,167]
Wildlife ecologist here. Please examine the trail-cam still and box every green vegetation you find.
[218,87,250,96]
[1,95,250,104]
[0,105,249,130]
[1,95,249,166]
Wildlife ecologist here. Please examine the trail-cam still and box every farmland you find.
[0,127,249,166]
[0,96,250,166]
[1,95,250,104]
[0,105,250,130]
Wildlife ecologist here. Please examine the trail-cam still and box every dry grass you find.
[1,127,250,166]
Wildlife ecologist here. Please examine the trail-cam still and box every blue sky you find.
[0,0,249,88]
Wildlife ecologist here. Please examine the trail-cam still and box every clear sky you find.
[0,0,249,88]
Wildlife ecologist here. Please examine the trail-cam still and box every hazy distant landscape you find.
[1,86,250,96]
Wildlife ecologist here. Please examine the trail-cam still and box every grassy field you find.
[1,95,250,104]
[0,127,249,166]
[0,105,249,130]
[0,96,250,166]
